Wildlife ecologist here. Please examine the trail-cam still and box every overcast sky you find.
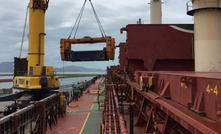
[0,0,193,69]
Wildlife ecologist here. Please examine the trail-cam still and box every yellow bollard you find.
[140,76,143,91]
[149,76,153,89]
[60,92,64,113]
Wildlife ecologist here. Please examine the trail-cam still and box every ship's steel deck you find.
[47,78,104,134]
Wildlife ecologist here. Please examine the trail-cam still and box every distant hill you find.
[54,65,105,72]
[0,62,105,72]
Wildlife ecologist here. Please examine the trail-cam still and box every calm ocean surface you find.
[0,72,105,90]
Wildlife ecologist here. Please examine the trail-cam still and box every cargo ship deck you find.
[47,78,104,134]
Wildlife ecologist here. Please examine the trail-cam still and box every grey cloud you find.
[0,0,193,69]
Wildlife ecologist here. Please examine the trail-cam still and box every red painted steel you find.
[0,93,62,134]
[129,81,219,134]
[108,67,221,134]
[102,77,128,134]
[13,115,18,134]
[119,43,127,71]
[40,101,46,134]
[120,24,195,72]
[134,71,221,122]
[112,87,127,134]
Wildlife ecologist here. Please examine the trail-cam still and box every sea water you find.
[0,72,105,90]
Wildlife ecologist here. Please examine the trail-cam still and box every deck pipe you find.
[108,90,111,134]
[112,86,128,134]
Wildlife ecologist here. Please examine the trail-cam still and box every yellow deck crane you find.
[13,0,59,91]
[60,0,115,62]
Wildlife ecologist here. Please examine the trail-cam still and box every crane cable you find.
[68,0,106,39]
[68,0,87,39]
[89,0,106,37]
[73,0,87,39]
[19,6,29,58]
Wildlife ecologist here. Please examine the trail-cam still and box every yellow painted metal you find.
[18,101,22,105]
[31,66,42,76]
[60,36,115,60]
[60,92,64,113]
[140,76,143,91]
[45,66,54,76]
[106,37,115,60]
[28,0,46,72]
[101,124,104,134]
[60,92,64,105]
[13,76,59,89]
[149,76,153,88]
[13,0,59,90]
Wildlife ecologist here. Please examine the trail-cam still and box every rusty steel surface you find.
[120,24,194,72]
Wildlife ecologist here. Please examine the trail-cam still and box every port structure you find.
[13,0,59,91]
[60,36,115,61]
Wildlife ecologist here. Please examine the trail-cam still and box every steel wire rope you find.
[73,1,87,39]
[19,6,29,58]
[89,0,106,37]
[68,0,87,39]
[62,61,64,81]
[89,0,104,37]
[68,0,106,39]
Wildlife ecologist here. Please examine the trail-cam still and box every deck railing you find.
[0,93,62,134]
[186,0,221,13]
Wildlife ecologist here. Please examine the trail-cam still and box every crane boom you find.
[13,0,59,91]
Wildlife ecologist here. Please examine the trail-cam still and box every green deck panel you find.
[92,95,105,110]
[175,24,194,31]
[73,95,105,134]
[81,110,103,134]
